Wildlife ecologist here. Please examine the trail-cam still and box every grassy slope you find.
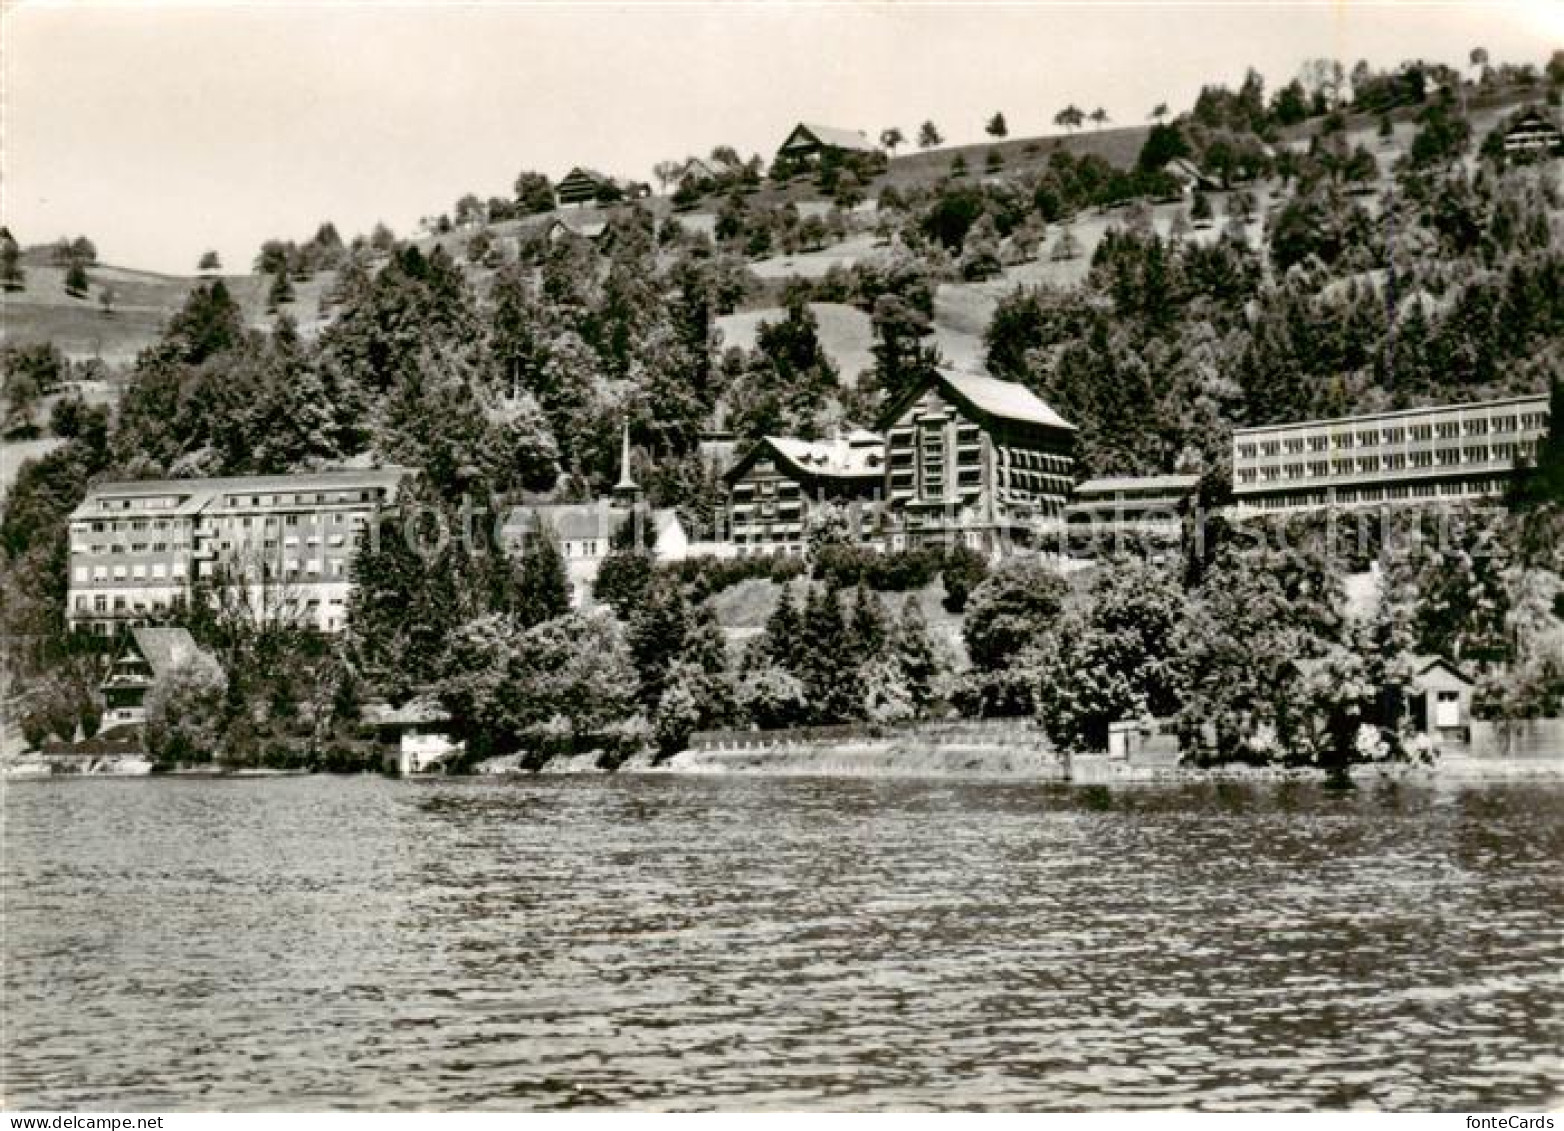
[2,264,345,364]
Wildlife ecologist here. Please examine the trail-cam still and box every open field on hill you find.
[2,264,345,361]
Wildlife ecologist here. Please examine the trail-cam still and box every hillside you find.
[2,90,1534,369]
[1,264,342,364]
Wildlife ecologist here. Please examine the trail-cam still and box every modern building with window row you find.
[67,468,411,635]
[1231,394,1549,512]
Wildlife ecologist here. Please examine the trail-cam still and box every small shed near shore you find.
[1407,654,1475,743]
[365,697,464,775]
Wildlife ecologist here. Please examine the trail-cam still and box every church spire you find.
[613,419,639,506]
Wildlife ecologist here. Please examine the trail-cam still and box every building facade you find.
[880,369,1075,553]
[775,123,880,164]
[1064,473,1200,551]
[67,468,410,635]
[1232,394,1550,513]
[724,432,885,557]
[100,626,219,729]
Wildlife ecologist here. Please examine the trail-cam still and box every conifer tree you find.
[0,229,24,292]
[513,521,569,628]
[627,575,691,709]
[890,595,939,712]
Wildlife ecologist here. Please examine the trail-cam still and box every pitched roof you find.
[764,435,885,479]
[128,627,211,680]
[1409,654,1474,684]
[71,468,411,522]
[936,369,1075,430]
[784,123,879,154]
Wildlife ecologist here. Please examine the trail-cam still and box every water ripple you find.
[3,775,1561,1111]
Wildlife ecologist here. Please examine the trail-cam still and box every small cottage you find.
[100,626,219,728]
[1406,655,1475,744]
[365,697,463,775]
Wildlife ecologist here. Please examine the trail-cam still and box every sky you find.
[4,1,1559,275]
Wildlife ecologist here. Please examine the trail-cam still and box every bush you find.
[660,553,805,601]
[940,546,989,612]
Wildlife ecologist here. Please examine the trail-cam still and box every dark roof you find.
[1409,654,1474,685]
[779,123,878,155]
[881,368,1075,433]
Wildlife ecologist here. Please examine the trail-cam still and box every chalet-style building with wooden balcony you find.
[880,368,1075,554]
[101,626,220,729]
[724,432,885,556]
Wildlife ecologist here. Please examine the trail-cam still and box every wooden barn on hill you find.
[776,123,880,164]
[556,167,652,206]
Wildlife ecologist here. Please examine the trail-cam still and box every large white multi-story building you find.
[67,468,410,635]
[1232,394,1550,513]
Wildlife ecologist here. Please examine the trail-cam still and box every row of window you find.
[1245,478,1504,509]
[1236,411,1548,460]
[1237,441,1534,483]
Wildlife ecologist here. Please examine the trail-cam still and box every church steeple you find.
[613,419,640,507]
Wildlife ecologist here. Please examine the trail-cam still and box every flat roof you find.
[1233,394,1548,438]
[1074,473,1200,495]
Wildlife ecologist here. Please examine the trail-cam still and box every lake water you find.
[3,774,1561,1111]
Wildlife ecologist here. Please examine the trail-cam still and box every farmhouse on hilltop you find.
[1501,107,1563,159]
[556,167,652,206]
[776,123,880,164]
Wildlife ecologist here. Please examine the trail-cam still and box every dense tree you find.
[198,250,222,273]
[880,126,906,154]
[512,521,570,628]
[63,262,89,298]
[1030,558,1185,750]
[513,170,556,214]
[917,120,943,149]
[1054,105,1085,133]
[986,112,1009,139]
[1,229,25,291]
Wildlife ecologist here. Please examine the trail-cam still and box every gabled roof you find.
[898,368,1074,432]
[1409,654,1474,685]
[559,166,610,185]
[547,218,609,241]
[105,627,216,689]
[781,123,879,154]
[727,435,885,485]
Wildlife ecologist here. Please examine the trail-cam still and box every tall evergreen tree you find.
[513,520,569,628]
